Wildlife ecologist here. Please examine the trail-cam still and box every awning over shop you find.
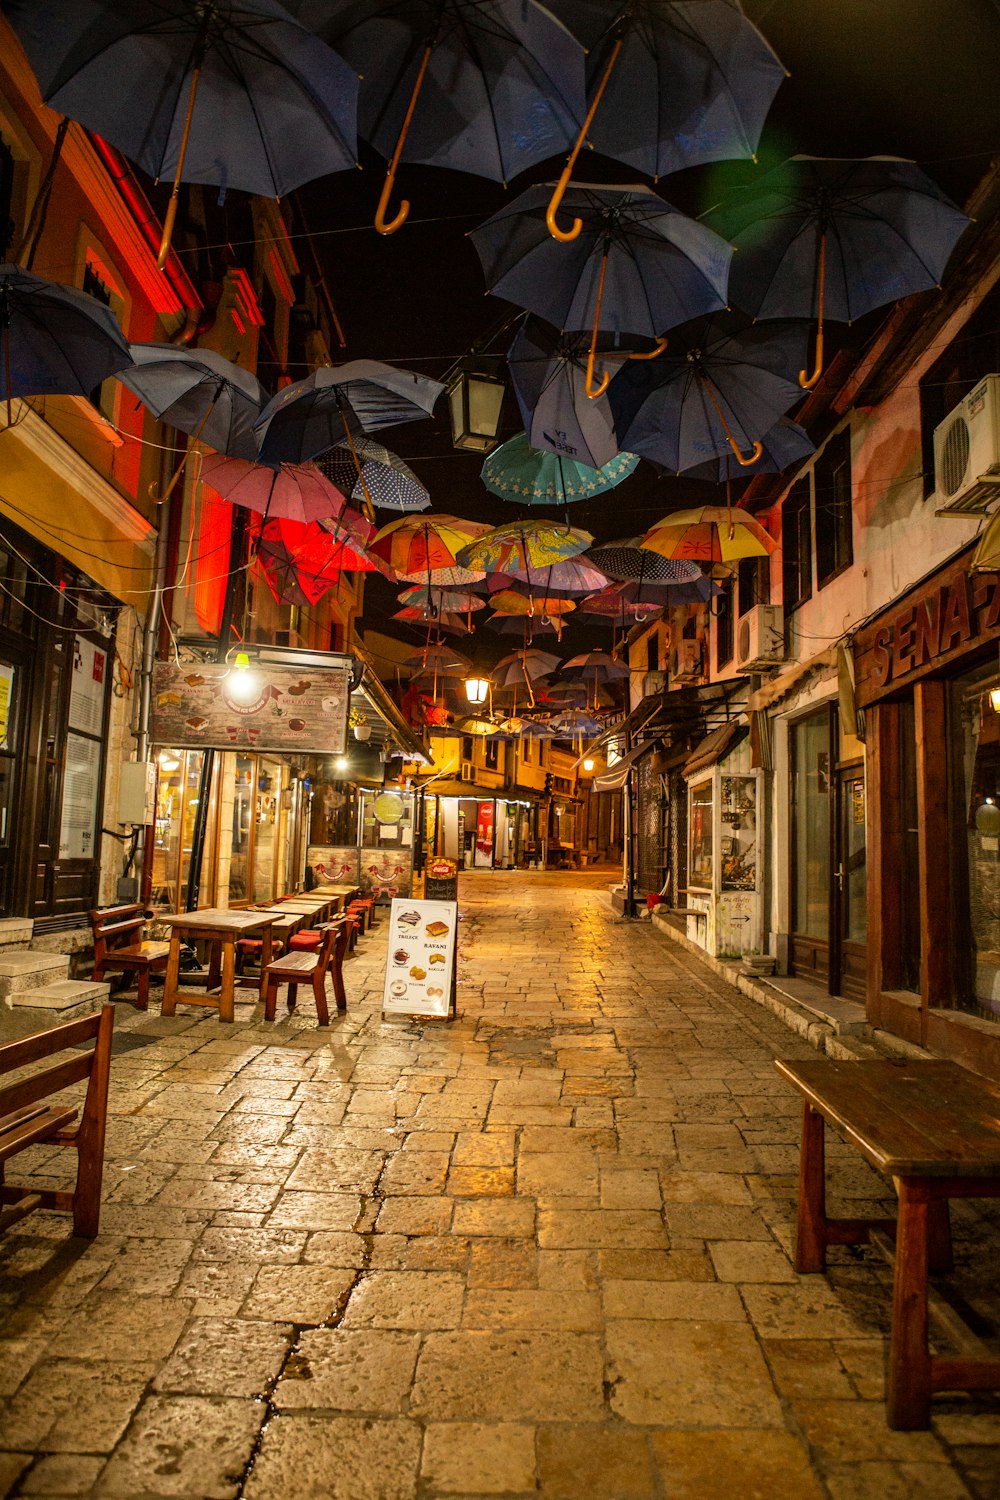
[412,778,540,801]
[592,738,657,792]
[351,638,429,763]
[683,721,747,778]
[746,646,838,713]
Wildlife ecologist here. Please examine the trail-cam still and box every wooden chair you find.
[261,921,349,1026]
[0,1005,114,1238]
[89,904,170,1010]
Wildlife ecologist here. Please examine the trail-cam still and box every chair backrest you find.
[89,904,145,961]
[315,920,344,978]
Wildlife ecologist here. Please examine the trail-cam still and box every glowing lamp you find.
[465,676,490,706]
[446,365,505,453]
[990,687,1000,714]
[582,758,595,772]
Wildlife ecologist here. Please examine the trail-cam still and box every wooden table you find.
[312,884,360,910]
[272,899,334,924]
[776,1057,1000,1429]
[160,909,276,1023]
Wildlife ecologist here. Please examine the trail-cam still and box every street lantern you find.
[446,364,505,453]
[465,675,490,706]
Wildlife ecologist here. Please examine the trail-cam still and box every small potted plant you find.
[349,706,371,741]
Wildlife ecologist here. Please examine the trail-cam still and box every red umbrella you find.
[254,512,377,607]
[200,452,347,525]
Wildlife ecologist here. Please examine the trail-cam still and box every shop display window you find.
[151,749,217,910]
[688,780,713,889]
[954,665,1000,1023]
[720,776,757,891]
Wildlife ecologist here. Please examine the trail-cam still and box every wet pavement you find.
[1,870,999,1499]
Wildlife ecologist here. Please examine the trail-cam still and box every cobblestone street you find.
[1,872,998,1499]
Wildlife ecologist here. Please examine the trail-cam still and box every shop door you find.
[831,768,868,999]
[0,649,27,917]
[790,708,834,986]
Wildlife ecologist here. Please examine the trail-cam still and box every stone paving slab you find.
[1,871,998,1498]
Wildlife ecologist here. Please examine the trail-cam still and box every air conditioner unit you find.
[460,761,474,782]
[736,604,786,669]
[643,669,667,696]
[934,375,1000,515]
[673,639,703,682]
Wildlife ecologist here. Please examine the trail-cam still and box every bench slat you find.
[0,1104,78,1163]
[0,1012,103,1073]
[0,1055,94,1119]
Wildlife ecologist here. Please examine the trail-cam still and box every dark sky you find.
[292,0,1000,644]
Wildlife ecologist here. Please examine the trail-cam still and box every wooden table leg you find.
[161,932,182,1017]
[258,925,273,1004]
[207,938,222,990]
[796,1100,827,1273]
[219,938,236,1023]
[927,1194,953,1275]
[887,1176,932,1430]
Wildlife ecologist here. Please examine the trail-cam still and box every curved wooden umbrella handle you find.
[545,38,623,244]
[799,230,827,388]
[626,337,669,361]
[585,346,610,400]
[730,438,764,467]
[585,249,611,400]
[375,171,410,236]
[799,325,824,390]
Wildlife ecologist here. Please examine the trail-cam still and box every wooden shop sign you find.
[854,554,1000,708]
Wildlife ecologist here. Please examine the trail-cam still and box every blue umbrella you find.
[482,431,639,507]
[117,344,265,461]
[507,317,620,470]
[683,415,814,484]
[471,182,732,398]
[5,0,359,267]
[254,360,444,514]
[542,0,785,236]
[608,316,808,474]
[0,262,131,423]
[704,156,970,388]
[315,435,431,512]
[288,0,585,234]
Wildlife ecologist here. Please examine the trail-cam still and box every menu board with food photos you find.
[381,897,457,1019]
[151,661,349,752]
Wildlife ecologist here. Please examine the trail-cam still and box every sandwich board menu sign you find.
[382,897,457,1019]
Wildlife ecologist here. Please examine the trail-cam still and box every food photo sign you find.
[151,662,349,752]
[381,898,457,1019]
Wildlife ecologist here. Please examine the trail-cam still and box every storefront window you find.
[229,754,254,903]
[954,665,1000,1023]
[689,780,713,888]
[791,711,831,939]
[151,749,215,910]
[253,758,281,901]
[720,775,757,890]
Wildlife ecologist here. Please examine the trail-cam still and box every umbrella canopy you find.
[543,0,785,182]
[315,435,430,512]
[586,540,705,585]
[7,0,359,265]
[507,317,621,470]
[0,263,131,418]
[486,614,559,637]
[405,643,471,676]
[199,453,348,526]
[563,650,630,681]
[492,649,561,686]
[705,155,970,387]
[482,431,638,505]
[117,342,265,462]
[486,558,610,596]
[489,590,575,619]
[640,506,777,564]
[254,516,372,607]
[398,585,485,613]
[293,0,586,233]
[682,415,815,483]
[254,359,444,468]
[470,181,732,397]
[457,520,593,575]
[608,316,808,472]
[397,563,487,587]
[370,514,489,575]
[548,708,604,736]
[392,606,472,635]
[581,577,718,617]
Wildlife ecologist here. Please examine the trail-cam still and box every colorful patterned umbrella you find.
[398,586,486,614]
[481,431,638,505]
[457,520,593,575]
[371,514,490,575]
[489,590,576,619]
[640,505,776,563]
[397,563,488,587]
[487,558,609,595]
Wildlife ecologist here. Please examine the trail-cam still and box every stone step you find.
[0,951,70,1001]
[0,917,33,952]
[8,979,110,1019]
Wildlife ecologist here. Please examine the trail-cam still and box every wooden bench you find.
[1,1005,114,1238]
[776,1056,1000,1429]
[261,921,349,1026]
[90,903,170,1010]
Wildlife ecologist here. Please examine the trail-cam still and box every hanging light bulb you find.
[226,650,261,704]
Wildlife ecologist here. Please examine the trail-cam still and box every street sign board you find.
[381,897,457,1019]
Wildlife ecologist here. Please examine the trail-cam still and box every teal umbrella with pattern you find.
[481,432,638,506]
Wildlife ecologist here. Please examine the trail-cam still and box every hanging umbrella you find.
[581,577,717,617]
[608,316,809,473]
[487,614,559,638]
[254,516,373,607]
[392,606,472,635]
[579,585,662,619]
[493,649,561,685]
[640,505,776,564]
[0,262,131,423]
[470,182,732,398]
[541,0,784,238]
[315,435,430,512]
[291,0,586,234]
[398,585,486,614]
[489,590,576,620]
[370,514,489,576]
[6,0,359,267]
[486,559,609,595]
[254,360,445,514]
[563,650,629,681]
[397,563,487,587]
[519,717,556,739]
[704,155,970,388]
[199,453,348,526]
[587,540,706,585]
[682,415,815,483]
[507,317,621,470]
[457,520,593,575]
[482,431,639,505]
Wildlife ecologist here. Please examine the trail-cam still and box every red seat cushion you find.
[289,931,322,951]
